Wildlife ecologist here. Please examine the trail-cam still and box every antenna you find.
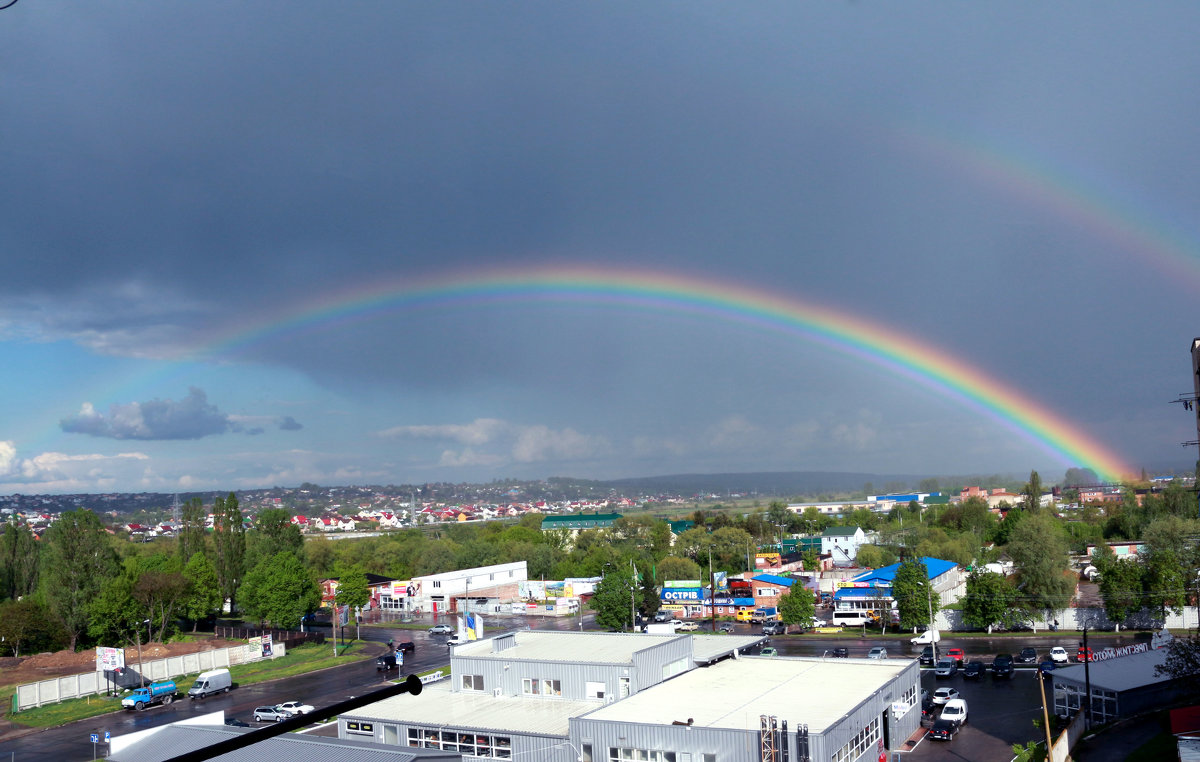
[171,493,181,524]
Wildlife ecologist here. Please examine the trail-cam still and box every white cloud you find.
[511,425,607,462]
[0,440,17,475]
[377,418,507,445]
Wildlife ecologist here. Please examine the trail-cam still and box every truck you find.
[188,668,232,699]
[910,629,941,645]
[750,607,778,624]
[122,680,177,710]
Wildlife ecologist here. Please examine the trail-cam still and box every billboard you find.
[96,646,124,672]
[662,587,703,601]
[664,580,702,588]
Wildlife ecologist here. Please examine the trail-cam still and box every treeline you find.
[0,498,801,655]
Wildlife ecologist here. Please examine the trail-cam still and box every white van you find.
[831,611,873,627]
[188,668,232,699]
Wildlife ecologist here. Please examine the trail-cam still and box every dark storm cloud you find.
[277,416,303,431]
[60,387,231,440]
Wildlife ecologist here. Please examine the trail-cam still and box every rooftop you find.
[1052,648,1170,693]
[452,630,676,664]
[582,655,913,734]
[850,557,957,584]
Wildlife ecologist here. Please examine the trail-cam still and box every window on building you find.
[619,677,631,698]
[831,716,879,762]
[461,674,484,691]
[608,748,677,761]
[521,677,561,696]
[542,678,562,696]
[408,728,512,758]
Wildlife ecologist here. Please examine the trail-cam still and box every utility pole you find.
[1082,626,1093,729]
[630,560,637,632]
[1037,667,1054,754]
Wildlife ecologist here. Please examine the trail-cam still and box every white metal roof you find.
[348,678,600,736]
[452,630,678,664]
[580,655,910,733]
[689,633,762,663]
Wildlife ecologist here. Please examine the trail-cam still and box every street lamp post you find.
[135,618,150,688]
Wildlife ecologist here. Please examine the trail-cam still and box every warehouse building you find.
[340,630,920,762]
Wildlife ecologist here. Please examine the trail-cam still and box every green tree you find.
[239,551,321,628]
[1094,554,1144,624]
[87,571,144,649]
[590,567,637,631]
[640,573,660,620]
[1155,633,1200,689]
[132,554,190,642]
[249,508,306,568]
[177,497,208,565]
[335,565,372,614]
[777,585,815,629]
[656,555,702,583]
[892,559,936,630]
[962,570,1020,631]
[212,493,246,613]
[854,545,896,569]
[1007,511,1073,618]
[0,599,48,656]
[1021,470,1043,511]
[181,552,222,631]
[42,508,119,650]
[0,522,40,601]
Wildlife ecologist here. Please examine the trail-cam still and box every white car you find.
[931,687,959,705]
[669,619,683,628]
[447,635,468,646]
[808,617,827,628]
[1049,646,1069,664]
[275,701,314,716]
[940,698,968,726]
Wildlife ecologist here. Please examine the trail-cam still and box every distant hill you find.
[604,471,929,498]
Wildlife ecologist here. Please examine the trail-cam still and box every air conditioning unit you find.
[604,695,614,704]
[493,688,502,697]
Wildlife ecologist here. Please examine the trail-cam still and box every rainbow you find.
[895,122,1200,291]
[198,265,1134,481]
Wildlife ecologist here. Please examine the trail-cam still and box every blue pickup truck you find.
[122,680,177,710]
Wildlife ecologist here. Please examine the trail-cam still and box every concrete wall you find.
[933,605,1198,632]
[14,642,281,711]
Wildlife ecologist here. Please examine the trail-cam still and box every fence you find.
[933,605,1198,633]
[213,626,324,647]
[13,641,287,712]
[1049,709,1085,762]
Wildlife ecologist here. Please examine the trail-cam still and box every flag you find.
[466,614,477,641]
[473,613,484,639]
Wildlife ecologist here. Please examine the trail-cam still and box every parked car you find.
[718,622,735,633]
[669,619,683,628]
[1049,646,1069,664]
[253,706,288,723]
[678,621,700,632]
[940,698,968,726]
[446,635,468,646]
[429,624,454,635]
[224,717,251,728]
[929,717,960,741]
[1016,647,1039,664]
[921,696,937,726]
[275,701,314,716]
[867,647,888,660]
[762,621,786,635]
[935,657,958,678]
[653,611,671,623]
[945,648,965,666]
[931,687,959,705]
[962,660,985,679]
[991,653,1014,679]
[828,647,849,658]
[1077,646,1094,663]
[919,645,936,665]
[759,646,778,657]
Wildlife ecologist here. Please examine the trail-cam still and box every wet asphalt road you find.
[0,614,1142,761]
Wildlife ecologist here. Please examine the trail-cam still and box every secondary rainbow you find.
[895,121,1200,292]
[198,265,1134,482]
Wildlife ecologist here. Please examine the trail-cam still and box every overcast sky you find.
[2,2,1198,494]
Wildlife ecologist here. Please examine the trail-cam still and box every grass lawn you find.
[9,640,373,729]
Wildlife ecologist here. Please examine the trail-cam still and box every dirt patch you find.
[0,637,244,687]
